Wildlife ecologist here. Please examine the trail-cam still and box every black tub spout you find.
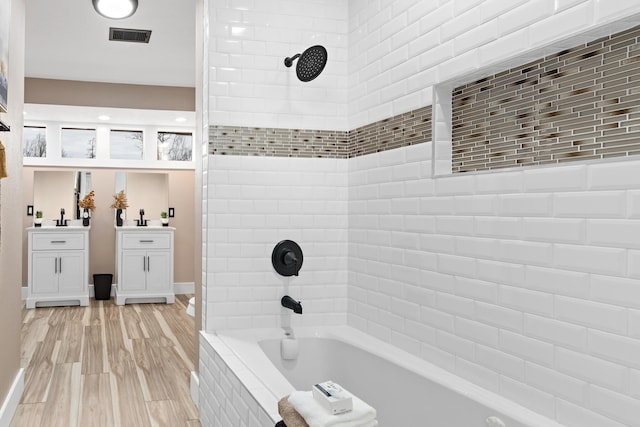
[281,295,302,314]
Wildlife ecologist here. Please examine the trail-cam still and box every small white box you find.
[312,381,353,415]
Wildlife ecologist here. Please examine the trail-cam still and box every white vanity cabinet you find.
[114,227,175,305]
[26,227,90,309]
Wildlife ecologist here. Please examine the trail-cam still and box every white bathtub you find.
[200,326,563,427]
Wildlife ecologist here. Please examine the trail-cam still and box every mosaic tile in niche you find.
[452,24,640,173]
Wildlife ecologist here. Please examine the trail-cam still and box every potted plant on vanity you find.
[160,211,169,227]
[34,211,43,227]
[111,190,129,227]
[78,190,96,226]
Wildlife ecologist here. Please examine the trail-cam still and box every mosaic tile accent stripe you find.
[208,106,432,158]
[209,126,350,158]
[348,106,432,158]
[452,25,640,173]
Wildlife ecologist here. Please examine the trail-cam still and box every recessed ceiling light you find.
[98,115,111,121]
[175,117,187,123]
[92,0,138,19]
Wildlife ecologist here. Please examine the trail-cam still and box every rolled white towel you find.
[288,390,377,427]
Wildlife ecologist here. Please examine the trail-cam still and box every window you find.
[23,126,46,157]
[157,132,192,161]
[61,128,96,159]
[110,130,143,160]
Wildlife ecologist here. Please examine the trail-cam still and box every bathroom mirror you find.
[33,170,92,221]
[114,172,169,222]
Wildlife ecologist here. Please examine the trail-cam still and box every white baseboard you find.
[21,282,195,300]
[21,285,113,300]
[0,368,24,427]
[190,371,199,409]
[174,282,195,294]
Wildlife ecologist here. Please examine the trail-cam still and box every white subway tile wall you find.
[206,154,348,331]
[199,334,276,426]
[349,0,640,130]
[202,1,640,426]
[208,0,640,133]
[208,0,348,131]
[349,147,640,427]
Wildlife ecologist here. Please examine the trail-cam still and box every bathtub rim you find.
[201,325,564,427]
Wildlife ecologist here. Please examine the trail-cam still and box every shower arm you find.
[284,54,301,67]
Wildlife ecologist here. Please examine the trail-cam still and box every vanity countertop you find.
[27,226,90,231]
[115,226,175,231]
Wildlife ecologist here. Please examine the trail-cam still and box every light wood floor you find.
[11,295,201,427]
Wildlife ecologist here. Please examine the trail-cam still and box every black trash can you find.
[93,274,113,300]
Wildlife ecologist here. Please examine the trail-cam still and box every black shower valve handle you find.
[283,249,298,266]
[272,240,303,277]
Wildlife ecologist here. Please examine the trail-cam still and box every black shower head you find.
[284,45,328,82]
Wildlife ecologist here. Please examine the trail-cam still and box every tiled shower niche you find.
[452,25,640,173]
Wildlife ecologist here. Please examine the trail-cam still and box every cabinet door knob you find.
[51,240,66,244]
[54,257,58,274]
[139,240,154,243]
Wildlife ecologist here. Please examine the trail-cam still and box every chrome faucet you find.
[281,295,302,314]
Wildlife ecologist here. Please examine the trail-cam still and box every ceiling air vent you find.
[109,27,152,43]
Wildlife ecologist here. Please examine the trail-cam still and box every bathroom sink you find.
[38,225,85,229]
[121,224,168,229]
